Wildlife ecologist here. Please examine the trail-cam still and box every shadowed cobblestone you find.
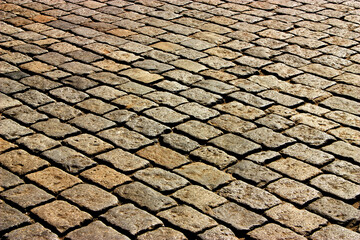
[1,0,360,239]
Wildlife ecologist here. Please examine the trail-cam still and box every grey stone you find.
[134,167,189,192]
[126,116,170,137]
[59,61,100,74]
[66,221,129,240]
[117,82,154,95]
[0,202,31,232]
[307,197,360,224]
[244,127,295,149]
[248,223,307,240]
[229,91,273,108]
[180,88,221,106]
[258,90,303,107]
[194,79,237,94]
[256,114,294,131]
[62,76,98,90]
[174,162,233,190]
[101,204,163,235]
[157,205,217,233]
[267,178,322,205]
[322,141,360,164]
[104,110,136,124]
[42,146,96,173]
[210,133,261,156]
[310,225,360,240]
[14,90,54,107]
[115,182,176,212]
[4,223,59,240]
[0,167,23,189]
[214,101,265,120]
[190,146,237,169]
[198,225,238,240]
[87,86,126,101]
[290,113,339,131]
[65,134,114,155]
[32,119,79,139]
[113,95,158,112]
[50,87,89,104]
[175,120,222,141]
[0,77,28,94]
[310,174,360,200]
[322,160,360,184]
[246,151,281,164]
[38,102,82,121]
[98,127,153,150]
[70,114,116,133]
[138,227,186,240]
[284,124,335,146]
[228,160,282,186]
[321,96,360,116]
[4,105,47,124]
[0,93,22,112]
[89,72,129,85]
[144,91,187,107]
[164,70,203,85]
[211,202,267,231]
[209,114,256,134]
[325,111,360,130]
[162,133,199,152]
[76,98,117,115]
[219,180,281,210]
[176,102,219,120]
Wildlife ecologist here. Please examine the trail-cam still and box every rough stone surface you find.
[248,223,307,240]
[4,223,60,240]
[0,201,31,232]
[310,225,360,240]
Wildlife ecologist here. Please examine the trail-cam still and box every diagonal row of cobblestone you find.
[0,0,360,239]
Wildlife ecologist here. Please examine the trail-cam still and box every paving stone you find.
[92,59,129,72]
[144,106,188,124]
[323,141,360,164]
[144,91,187,107]
[60,76,97,90]
[4,223,60,240]
[266,203,327,235]
[220,180,281,210]
[70,114,116,133]
[38,102,82,121]
[138,227,187,240]
[300,63,342,78]
[307,196,360,224]
[214,101,265,120]
[170,59,207,73]
[210,133,261,156]
[1,184,54,208]
[61,183,118,212]
[174,162,233,190]
[290,113,340,131]
[208,114,256,134]
[255,113,294,131]
[194,79,237,95]
[32,119,79,139]
[267,178,322,205]
[4,105,47,124]
[228,160,282,186]
[322,159,360,184]
[325,111,360,130]
[297,103,330,116]
[246,151,281,164]
[0,201,31,232]
[104,109,136,124]
[258,90,303,108]
[88,72,128,86]
[157,205,216,233]
[229,91,273,108]
[134,167,189,192]
[136,144,189,169]
[198,225,238,240]
[190,145,237,169]
[50,87,89,104]
[43,146,96,174]
[211,202,267,231]
[64,134,113,156]
[310,224,360,240]
[80,165,131,190]
[0,77,28,94]
[112,95,158,112]
[86,86,126,101]
[161,132,199,153]
[0,167,23,189]
[26,167,81,193]
[32,200,92,234]
[155,80,188,93]
[76,98,117,115]
[36,52,71,65]
[97,148,149,172]
[120,68,163,83]
[117,81,154,96]
[244,127,295,149]
[284,124,335,146]
[115,182,176,212]
[310,174,360,200]
[66,221,130,240]
[176,102,219,120]
[248,223,307,240]
[126,116,170,137]
[0,149,48,175]
[164,69,203,85]
[102,203,163,236]
[282,143,334,166]
[133,59,173,73]
[14,89,54,108]
[175,120,222,141]
[98,127,153,150]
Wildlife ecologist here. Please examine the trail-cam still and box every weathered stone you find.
[284,124,335,146]
[66,221,130,240]
[307,196,360,224]
[101,204,163,235]
[175,162,233,190]
[266,203,327,235]
[211,202,267,231]
[98,127,153,150]
[97,148,149,172]
[70,114,116,133]
[0,119,33,140]
[42,146,96,173]
[268,158,322,181]
[267,178,322,205]
[290,113,339,131]
[0,93,22,112]
[115,182,176,212]
[198,225,238,240]
[136,144,189,169]
[0,202,31,232]
[126,116,170,137]
[138,227,186,240]
[87,86,126,101]
[328,127,360,145]
[164,69,203,85]
[176,102,219,120]
[176,120,222,141]
[209,114,256,134]
[4,223,59,240]
[32,119,79,139]
[244,127,295,149]
[88,72,128,86]
[162,133,199,152]
[117,82,154,95]
[61,184,118,212]
[31,200,92,234]
[80,165,131,189]
[157,205,216,233]
[322,160,360,184]
[322,141,360,164]
[321,96,360,116]
[248,223,307,240]
[325,111,360,129]
[310,174,360,200]
[134,167,188,192]
[190,145,237,169]
[50,87,89,104]
[113,95,158,112]
[258,90,303,107]
[76,98,116,115]
[104,110,136,124]
[194,80,237,95]
[59,61,100,74]
[120,68,162,83]
[0,149,48,175]
[214,101,265,120]
[65,134,113,155]
[210,133,261,156]
[0,167,23,189]
[4,105,47,124]
[310,225,360,240]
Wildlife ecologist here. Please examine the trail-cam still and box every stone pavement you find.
[0,0,360,239]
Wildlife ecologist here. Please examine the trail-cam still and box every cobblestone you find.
[0,202,31,232]
[2,1,360,239]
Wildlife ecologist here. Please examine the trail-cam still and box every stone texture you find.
[70,114,116,133]
[4,223,60,240]
[248,223,307,240]
[0,119,34,140]
[157,205,217,233]
[101,204,163,236]
[32,119,79,139]
[162,132,199,152]
[137,227,186,240]
[244,127,295,149]
[175,120,222,141]
[115,182,176,212]
[198,225,238,240]
[64,134,114,155]
[266,203,328,235]
[210,133,261,156]
[284,124,335,146]
[31,200,92,234]
[0,167,23,189]
[190,145,237,169]
[0,202,31,232]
